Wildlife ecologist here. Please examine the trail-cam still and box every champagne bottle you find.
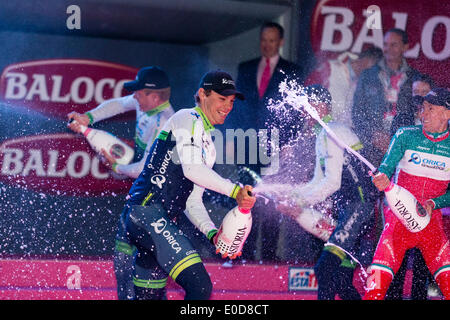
[78,124,134,165]
[384,182,430,232]
[214,206,252,259]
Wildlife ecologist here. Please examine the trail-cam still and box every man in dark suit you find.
[227,21,304,174]
[234,22,303,132]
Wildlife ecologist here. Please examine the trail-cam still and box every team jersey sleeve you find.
[378,128,408,178]
[113,156,146,179]
[114,138,155,178]
[85,95,137,124]
[173,110,240,198]
[184,184,217,236]
[294,127,344,206]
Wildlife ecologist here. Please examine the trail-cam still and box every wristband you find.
[207,229,218,244]
[230,184,241,199]
[428,199,436,210]
[112,162,118,173]
[85,112,94,125]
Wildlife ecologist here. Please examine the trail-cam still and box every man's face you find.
[383,32,408,64]
[133,89,158,111]
[412,81,431,97]
[199,89,235,126]
[260,27,284,59]
[420,101,449,132]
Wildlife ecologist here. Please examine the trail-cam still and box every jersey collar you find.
[422,127,450,142]
[194,106,215,132]
[145,100,170,116]
[313,114,333,135]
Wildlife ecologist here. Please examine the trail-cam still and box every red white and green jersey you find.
[378,125,450,209]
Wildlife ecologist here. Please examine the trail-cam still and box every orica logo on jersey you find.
[150,149,173,189]
[150,217,182,254]
[150,174,166,189]
[151,217,167,234]
[408,152,447,170]
[408,152,421,165]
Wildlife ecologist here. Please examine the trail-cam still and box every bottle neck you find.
[238,207,251,214]
[78,124,90,137]
[384,182,395,192]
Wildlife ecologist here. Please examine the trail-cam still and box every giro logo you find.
[0,133,132,196]
[0,59,137,119]
[151,217,182,254]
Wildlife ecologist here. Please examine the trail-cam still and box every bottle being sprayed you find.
[214,205,252,259]
[72,120,134,165]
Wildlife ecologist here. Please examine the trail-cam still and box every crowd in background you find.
[206,22,449,299]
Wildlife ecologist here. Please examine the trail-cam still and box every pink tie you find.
[259,58,271,99]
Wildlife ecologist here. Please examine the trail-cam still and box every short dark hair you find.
[359,45,383,62]
[412,73,435,88]
[260,21,284,39]
[385,28,409,44]
[194,89,211,104]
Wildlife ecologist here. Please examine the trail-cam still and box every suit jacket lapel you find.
[250,59,259,93]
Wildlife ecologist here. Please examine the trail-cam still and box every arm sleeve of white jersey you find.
[174,114,239,199]
[184,184,217,236]
[296,128,344,206]
[114,156,146,179]
[86,95,137,124]
[292,155,325,205]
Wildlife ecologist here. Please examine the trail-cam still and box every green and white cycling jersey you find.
[126,106,241,237]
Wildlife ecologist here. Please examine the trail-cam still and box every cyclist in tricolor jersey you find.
[365,87,450,300]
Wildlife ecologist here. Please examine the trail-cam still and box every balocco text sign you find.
[0,59,137,118]
[310,0,450,86]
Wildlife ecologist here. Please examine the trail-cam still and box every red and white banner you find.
[0,133,133,196]
[310,0,450,87]
[0,59,138,196]
[0,59,137,119]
